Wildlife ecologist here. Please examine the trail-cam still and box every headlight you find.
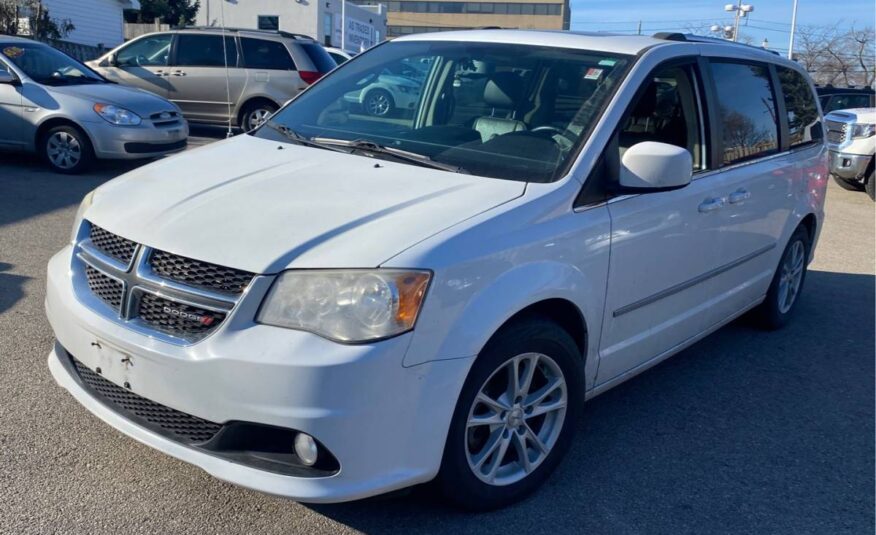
[257,269,431,342]
[93,103,142,126]
[70,189,95,243]
[851,123,875,139]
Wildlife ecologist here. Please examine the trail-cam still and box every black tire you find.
[240,101,278,132]
[363,88,394,117]
[40,124,94,174]
[437,317,585,511]
[832,174,865,191]
[752,225,811,330]
[865,170,875,201]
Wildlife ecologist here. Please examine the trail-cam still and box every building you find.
[197,0,387,54]
[39,0,140,47]
[349,0,569,38]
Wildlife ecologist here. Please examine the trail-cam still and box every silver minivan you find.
[89,28,336,131]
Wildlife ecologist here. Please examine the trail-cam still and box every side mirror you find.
[0,70,18,85]
[619,141,692,192]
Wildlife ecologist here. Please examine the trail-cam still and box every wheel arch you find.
[34,117,95,153]
[236,96,281,127]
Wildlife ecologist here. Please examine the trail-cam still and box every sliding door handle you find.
[728,189,751,204]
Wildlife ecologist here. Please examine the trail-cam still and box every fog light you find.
[294,433,319,466]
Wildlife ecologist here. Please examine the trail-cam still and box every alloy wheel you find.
[465,352,567,486]
[778,239,805,314]
[246,108,273,131]
[46,131,82,170]
[365,91,391,116]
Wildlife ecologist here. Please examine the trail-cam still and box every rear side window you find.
[777,67,822,148]
[825,93,872,112]
[710,61,779,165]
[174,35,237,68]
[240,38,295,70]
[300,43,336,73]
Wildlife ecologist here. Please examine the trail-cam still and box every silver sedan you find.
[0,37,188,174]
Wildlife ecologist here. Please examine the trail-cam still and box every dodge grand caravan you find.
[47,30,828,510]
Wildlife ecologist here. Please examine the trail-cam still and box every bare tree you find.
[795,24,875,88]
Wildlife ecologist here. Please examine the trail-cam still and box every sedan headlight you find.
[93,103,142,126]
[70,189,95,243]
[851,123,875,139]
[257,270,431,343]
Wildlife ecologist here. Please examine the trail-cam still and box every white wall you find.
[43,0,128,47]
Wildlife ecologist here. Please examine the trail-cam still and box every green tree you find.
[0,0,74,39]
[126,0,200,27]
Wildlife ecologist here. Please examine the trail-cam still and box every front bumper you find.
[45,245,472,502]
[82,120,189,160]
[829,151,872,180]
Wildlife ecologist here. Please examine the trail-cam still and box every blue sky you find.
[569,0,876,54]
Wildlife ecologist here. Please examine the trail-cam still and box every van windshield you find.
[1,42,104,85]
[256,40,631,182]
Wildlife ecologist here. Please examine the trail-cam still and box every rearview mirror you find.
[619,141,692,192]
[0,70,17,85]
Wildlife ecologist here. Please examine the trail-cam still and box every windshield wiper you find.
[311,137,468,174]
[264,122,348,153]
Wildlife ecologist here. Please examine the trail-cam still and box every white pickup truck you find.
[826,108,876,200]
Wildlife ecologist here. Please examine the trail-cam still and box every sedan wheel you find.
[465,352,568,486]
[47,131,82,170]
[364,89,393,117]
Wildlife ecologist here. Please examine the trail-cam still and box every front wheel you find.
[41,125,93,174]
[753,225,811,330]
[865,170,875,201]
[437,318,584,510]
[241,101,278,132]
[363,89,394,117]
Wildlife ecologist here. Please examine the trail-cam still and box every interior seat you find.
[473,72,528,142]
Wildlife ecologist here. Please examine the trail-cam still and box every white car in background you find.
[47,30,827,510]
[343,57,429,116]
[825,108,876,200]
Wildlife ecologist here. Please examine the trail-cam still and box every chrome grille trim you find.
[825,117,852,149]
[72,221,259,346]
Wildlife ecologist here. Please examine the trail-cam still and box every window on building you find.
[116,33,172,67]
[710,61,779,165]
[776,67,822,148]
[174,35,238,68]
[258,16,280,30]
[240,38,296,70]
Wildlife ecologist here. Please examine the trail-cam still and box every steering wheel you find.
[531,126,576,151]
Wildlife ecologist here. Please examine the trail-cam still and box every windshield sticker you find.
[584,68,603,80]
[598,59,617,67]
[2,46,24,59]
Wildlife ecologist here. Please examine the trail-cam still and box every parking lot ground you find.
[0,144,873,533]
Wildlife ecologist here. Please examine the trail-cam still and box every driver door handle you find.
[171,70,186,76]
[154,70,169,77]
[698,197,726,213]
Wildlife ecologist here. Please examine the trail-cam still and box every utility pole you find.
[724,3,754,42]
[788,0,799,60]
[341,0,346,51]
[636,20,642,35]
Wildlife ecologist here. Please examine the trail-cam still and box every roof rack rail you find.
[181,26,316,40]
[655,32,781,55]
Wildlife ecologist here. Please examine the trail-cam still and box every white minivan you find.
[46,30,828,510]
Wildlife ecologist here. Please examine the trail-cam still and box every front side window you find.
[240,38,295,70]
[710,61,779,165]
[2,42,103,85]
[256,41,630,182]
[619,65,704,170]
[174,35,238,68]
[777,67,822,148]
[117,34,171,67]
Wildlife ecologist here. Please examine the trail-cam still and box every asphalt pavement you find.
[0,136,873,534]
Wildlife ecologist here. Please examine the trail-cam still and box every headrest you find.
[483,72,524,108]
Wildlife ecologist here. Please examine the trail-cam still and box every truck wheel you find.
[865,171,875,201]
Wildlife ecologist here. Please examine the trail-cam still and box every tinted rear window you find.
[777,67,822,148]
[241,38,295,70]
[175,34,237,67]
[300,43,336,72]
[710,61,779,165]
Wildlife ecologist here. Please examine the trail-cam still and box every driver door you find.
[96,33,173,98]
[0,59,24,147]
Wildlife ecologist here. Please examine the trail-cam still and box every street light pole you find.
[788,0,799,60]
[341,0,346,52]
[724,3,754,42]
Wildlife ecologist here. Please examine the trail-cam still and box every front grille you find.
[85,265,123,310]
[72,356,221,444]
[150,110,183,127]
[149,249,254,295]
[825,120,849,145]
[137,293,226,338]
[89,225,136,264]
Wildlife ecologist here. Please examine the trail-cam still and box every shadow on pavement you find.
[307,269,874,534]
[0,262,29,315]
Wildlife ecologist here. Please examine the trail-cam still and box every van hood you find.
[86,135,525,273]
[48,82,178,116]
